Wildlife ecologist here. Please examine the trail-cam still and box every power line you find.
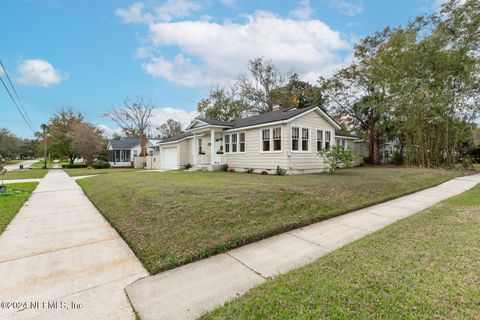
[0,59,36,131]
[0,76,36,135]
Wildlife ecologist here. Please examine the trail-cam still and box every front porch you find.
[191,128,226,170]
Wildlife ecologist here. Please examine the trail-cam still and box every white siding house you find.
[154,106,359,173]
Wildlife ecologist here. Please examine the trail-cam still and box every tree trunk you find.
[373,137,380,165]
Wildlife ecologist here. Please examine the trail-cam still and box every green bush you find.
[318,146,354,173]
[62,163,88,169]
[185,163,192,169]
[390,151,404,165]
[275,166,287,176]
[92,161,111,169]
[221,164,229,171]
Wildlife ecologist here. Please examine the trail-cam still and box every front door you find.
[212,138,222,164]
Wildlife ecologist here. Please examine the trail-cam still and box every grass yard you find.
[4,160,23,165]
[201,184,480,320]
[64,168,138,177]
[3,169,48,180]
[0,182,38,234]
[77,167,465,274]
[31,159,54,169]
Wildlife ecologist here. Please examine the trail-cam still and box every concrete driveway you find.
[0,170,148,320]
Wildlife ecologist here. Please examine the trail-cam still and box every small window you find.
[325,131,331,150]
[239,133,245,152]
[273,127,282,151]
[341,139,346,150]
[225,135,230,153]
[198,138,203,154]
[232,133,238,153]
[301,128,309,151]
[317,130,323,151]
[133,150,138,157]
[262,129,270,151]
[292,127,299,151]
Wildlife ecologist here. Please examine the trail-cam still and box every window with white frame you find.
[262,129,270,151]
[292,127,300,151]
[232,134,238,152]
[337,138,346,150]
[301,128,309,151]
[273,127,282,151]
[325,131,331,150]
[224,133,245,153]
[317,130,323,151]
[224,135,230,153]
[239,133,245,152]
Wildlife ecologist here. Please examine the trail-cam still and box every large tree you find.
[46,107,84,164]
[103,96,154,156]
[69,122,106,166]
[197,85,248,121]
[0,129,20,159]
[157,119,182,139]
[319,28,393,165]
[237,57,288,113]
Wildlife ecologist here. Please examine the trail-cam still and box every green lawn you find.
[31,159,54,169]
[64,168,138,177]
[201,184,480,320]
[4,160,23,165]
[0,182,38,234]
[3,169,48,180]
[77,167,464,274]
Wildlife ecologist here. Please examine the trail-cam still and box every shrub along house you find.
[107,136,159,167]
[155,106,358,173]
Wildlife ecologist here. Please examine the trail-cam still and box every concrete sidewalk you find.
[126,174,480,320]
[0,170,147,320]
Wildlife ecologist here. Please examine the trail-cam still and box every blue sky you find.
[1,0,443,138]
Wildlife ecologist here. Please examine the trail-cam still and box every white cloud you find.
[16,59,67,87]
[151,107,198,129]
[134,46,152,59]
[140,10,352,87]
[328,0,363,16]
[289,0,314,20]
[116,0,202,24]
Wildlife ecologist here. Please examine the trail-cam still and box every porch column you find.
[193,133,197,165]
[210,129,215,165]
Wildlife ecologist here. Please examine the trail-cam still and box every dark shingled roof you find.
[159,131,193,143]
[229,106,321,129]
[162,106,343,143]
[196,118,233,127]
[335,130,359,139]
[108,137,141,150]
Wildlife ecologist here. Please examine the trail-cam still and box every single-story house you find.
[156,106,358,173]
[107,137,159,167]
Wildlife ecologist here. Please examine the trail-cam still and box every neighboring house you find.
[155,106,358,173]
[353,139,399,164]
[107,137,159,167]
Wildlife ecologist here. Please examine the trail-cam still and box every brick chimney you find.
[272,104,282,112]
[140,134,148,156]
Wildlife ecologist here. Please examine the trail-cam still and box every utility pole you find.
[41,124,47,169]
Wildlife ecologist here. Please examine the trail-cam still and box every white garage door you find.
[161,147,178,170]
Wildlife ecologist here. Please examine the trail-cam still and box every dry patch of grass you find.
[77,167,464,274]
